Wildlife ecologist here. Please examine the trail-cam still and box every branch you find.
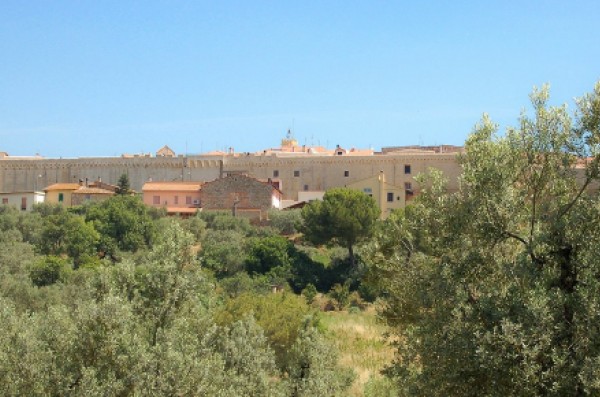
[557,177,591,219]
[503,230,529,247]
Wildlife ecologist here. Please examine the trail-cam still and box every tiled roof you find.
[43,183,81,191]
[142,181,203,192]
[72,187,115,195]
[166,207,200,214]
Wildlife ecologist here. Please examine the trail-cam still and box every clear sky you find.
[1,1,599,158]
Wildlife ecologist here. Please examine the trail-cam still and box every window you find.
[21,197,27,211]
[344,170,349,177]
[363,187,373,197]
[304,185,309,191]
[58,193,64,202]
[404,164,411,174]
[186,196,192,205]
[273,170,279,177]
[174,196,179,205]
[294,170,300,177]
[2,198,8,204]
[153,195,160,205]
[387,192,394,202]
[404,182,412,190]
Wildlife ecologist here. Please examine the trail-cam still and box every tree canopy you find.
[300,188,379,267]
[116,173,131,195]
[366,82,600,396]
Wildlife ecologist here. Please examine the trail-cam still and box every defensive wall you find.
[0,151,463,201]
[222,151,462,199]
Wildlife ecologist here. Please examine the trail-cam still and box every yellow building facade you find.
[346,171,405,218]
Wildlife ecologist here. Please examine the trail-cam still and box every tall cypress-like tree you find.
[117,173,131,195]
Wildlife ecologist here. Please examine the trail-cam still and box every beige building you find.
[43,183,82,207]
[346,171,405,218]
[0,191,45,211]
[156,145,176,157]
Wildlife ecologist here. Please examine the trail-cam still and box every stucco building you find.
[346,171,405,218]
[0,191,45,211]
[142,181,203,216]
[43,183,82,207]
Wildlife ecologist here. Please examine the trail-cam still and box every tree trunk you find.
[556,245,584,397]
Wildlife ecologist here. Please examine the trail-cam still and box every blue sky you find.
[1,1,599,158]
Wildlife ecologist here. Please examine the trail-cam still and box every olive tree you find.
[365,82,600,396]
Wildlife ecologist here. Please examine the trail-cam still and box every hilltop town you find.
[0,131,463,217]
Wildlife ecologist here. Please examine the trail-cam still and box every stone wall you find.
[221,152,462,200]
[0,156,223,194]
[200,174,276,212]
[0,151,463,203]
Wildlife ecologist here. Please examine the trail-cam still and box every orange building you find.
[142,181,203,216]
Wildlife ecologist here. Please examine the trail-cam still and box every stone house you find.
[200,174,282,220]
[71,186,116,206]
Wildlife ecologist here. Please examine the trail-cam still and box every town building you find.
[0,191,45,211]
[200,174,282,220]
[43,183,82,207]
[141,181,203,216]
[346,171,405,218]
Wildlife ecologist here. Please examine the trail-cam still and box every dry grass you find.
[320,306,395,397]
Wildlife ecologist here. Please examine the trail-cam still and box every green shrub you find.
[29,256,72,287]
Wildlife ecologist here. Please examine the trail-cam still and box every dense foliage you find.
[0,198,358,395]
[366,82,600,396]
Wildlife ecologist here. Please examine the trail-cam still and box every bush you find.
[363,376,399,397]
[302,284,317,304]
[286,327,355,396]
[199,211,253,234]
[29,256,72,287]
[329,281,351,310]
[199,230,247,278]
[268,209,302,235]
[215,292,317,366]
[219,272,271,297]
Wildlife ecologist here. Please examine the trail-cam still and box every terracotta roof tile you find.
[166,207,200,214]
[72,187,115,195]
[43,183,81,191]
[142,181,203,192]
